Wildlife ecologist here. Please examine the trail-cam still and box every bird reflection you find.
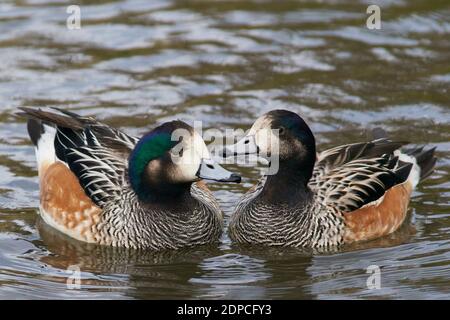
[35,217,222,299]
[34,212,415,299]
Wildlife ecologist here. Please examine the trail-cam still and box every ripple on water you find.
[190,253,271,299]
[0,0,449,299]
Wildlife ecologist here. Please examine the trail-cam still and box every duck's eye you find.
[278,127,285,136]
[244,139,250,144]
[206,164,214,169]
[179,148,184,157]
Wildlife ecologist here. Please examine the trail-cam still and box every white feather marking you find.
[36,125,57,174]
[394,150,421,189]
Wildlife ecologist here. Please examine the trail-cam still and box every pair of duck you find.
[19,108,436,250]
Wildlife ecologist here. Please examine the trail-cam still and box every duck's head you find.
[129,120,240,201]
[222,110,316,179]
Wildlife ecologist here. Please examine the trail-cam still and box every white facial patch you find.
[247,114,279,157]
[248,114,272,136]
[254,127,280,158]
[169,127,210,182]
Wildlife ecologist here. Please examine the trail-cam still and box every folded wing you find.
[19,107,138,208]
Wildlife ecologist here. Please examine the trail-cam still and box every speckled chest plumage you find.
[94,184,223,250]
[229,181,346,249]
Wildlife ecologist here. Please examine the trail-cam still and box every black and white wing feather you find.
[19,107,138,208]
[309,136,413,213]
[310,138,407,186]
[64,146,128,207]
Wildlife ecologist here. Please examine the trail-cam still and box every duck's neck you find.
[149,184,194,203]
[260,159,314,205]
[133,171,194,204]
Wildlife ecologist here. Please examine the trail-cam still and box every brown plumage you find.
[40,161,102,243]
[344,181,413,242]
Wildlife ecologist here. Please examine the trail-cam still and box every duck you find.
[222,109,437,249]
[19,107,241,250]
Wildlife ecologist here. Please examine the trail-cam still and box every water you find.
[0,0,449,299]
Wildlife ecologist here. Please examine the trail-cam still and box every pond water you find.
[0,0,449,299]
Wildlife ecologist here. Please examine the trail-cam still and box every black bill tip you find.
[222,173,241,183]
[221,149,227,158]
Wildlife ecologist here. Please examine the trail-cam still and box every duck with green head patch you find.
[222,110,437,249]
[19,107,241,250]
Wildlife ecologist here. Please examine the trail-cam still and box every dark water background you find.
[0,0,449,299]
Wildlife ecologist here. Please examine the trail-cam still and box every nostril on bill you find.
[230,173,241,183]
[221,149,228,158]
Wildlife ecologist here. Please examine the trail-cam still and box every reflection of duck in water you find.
[225,245,314,299]
[223,110,436,249]
[19,108,240,250]
[36,217,222,299]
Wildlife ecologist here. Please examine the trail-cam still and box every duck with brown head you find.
[223,109,437,249]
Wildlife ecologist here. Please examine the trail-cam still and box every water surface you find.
[0,0,449,299]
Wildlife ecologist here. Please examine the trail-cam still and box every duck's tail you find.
[401,146,437,182]
[372,127,437,189]
[20,113,58,176]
